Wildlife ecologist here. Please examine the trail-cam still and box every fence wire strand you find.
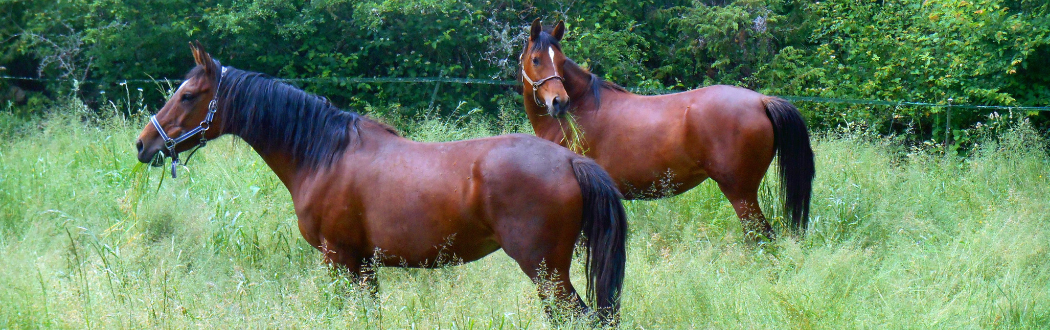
[3,74,1049,111]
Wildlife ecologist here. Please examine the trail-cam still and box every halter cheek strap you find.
[151,65,227,178]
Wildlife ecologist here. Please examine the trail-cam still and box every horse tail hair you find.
[571,157,627,324]
[763,97,816,233]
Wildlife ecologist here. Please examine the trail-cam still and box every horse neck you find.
[215,73,402,194]
[562,60,602,111]
[522,91,564,143]
[251,146,303,192]
[236,120,403,195]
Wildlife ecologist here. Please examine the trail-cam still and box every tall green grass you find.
[0,101,1047,329]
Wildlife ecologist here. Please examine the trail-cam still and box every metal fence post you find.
[428,81,441,111]
[945,98,953,149]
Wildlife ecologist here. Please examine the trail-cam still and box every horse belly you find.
[615,166,708,200]
[364,212,501,268]
[594,114,707,198]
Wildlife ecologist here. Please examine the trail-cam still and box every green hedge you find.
[2,0,1048,141]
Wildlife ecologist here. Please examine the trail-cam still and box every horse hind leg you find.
[706,123,777,242]
[715,179,774,242]
[499,224,589,323]
[533,260,589,324]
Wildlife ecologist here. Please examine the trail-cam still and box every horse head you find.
[520,19,571,117]
[135,42,227,175]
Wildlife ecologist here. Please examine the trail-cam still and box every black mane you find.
[585,72,628,110]
[194,66,392,169]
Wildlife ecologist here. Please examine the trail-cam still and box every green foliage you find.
[754,0,1050,136]
[667,0,787,87]
[1,0,1048,140]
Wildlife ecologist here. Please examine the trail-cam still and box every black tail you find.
[764,97,815,233]
[571,158,627,324]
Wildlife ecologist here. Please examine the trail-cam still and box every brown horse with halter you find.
[519,20,815,241]
[135,42,627,324]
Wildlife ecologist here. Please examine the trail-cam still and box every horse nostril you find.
[555,97,569,112]
[136,140,144,153]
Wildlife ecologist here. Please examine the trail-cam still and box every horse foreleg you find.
[357,261,380,299]
[318,238,379,299]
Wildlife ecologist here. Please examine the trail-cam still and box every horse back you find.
[579,85,774,196]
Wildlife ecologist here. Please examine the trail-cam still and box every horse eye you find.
[532,57,540,65]
[181,93,195,102]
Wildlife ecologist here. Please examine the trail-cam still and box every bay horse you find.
[519,20,815,241]
[135,42,627,324]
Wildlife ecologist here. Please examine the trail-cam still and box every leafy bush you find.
[1,0,1048,140]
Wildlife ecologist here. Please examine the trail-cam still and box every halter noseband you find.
[150,65,227,178]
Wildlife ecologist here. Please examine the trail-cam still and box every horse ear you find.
[530,18,542,41]
[192,41,216,75]
[189,41,204,67]
[552,20,565,41]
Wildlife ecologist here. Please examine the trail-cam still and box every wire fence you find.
[0,74,517,86]
[3,74,1050,112]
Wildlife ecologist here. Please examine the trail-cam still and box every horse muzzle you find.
[136,139,167,167]
[548,96,571,117]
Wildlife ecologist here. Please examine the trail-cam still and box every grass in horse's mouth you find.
[558,113,587,155]
[150,151,166,167]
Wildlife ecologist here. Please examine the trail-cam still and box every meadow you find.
[0,99,1048,329]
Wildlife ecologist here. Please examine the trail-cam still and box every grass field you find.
[0,100,1048,329]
